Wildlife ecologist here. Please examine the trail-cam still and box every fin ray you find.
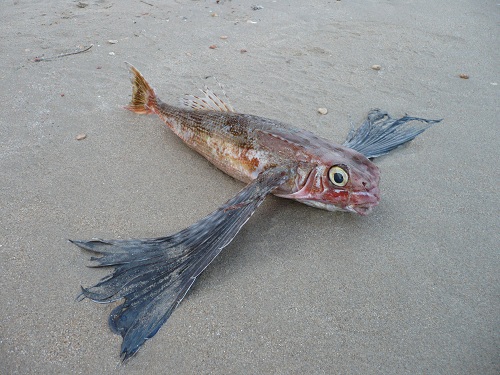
[182,79,235,112]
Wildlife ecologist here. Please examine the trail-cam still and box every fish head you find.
[275,146,381,215]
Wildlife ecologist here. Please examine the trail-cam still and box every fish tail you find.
[125,63,158,114]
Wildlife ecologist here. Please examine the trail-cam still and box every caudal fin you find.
[125,63,157,114]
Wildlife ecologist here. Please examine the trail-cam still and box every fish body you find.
[72,64,440,361]
[127,64,380,214]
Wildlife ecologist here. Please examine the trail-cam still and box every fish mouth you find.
[348,204,375,216]
[347,188,380,216]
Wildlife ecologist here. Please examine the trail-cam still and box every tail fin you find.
[343,109,442,159]
[125,63,157,114]
[71,166,289,361]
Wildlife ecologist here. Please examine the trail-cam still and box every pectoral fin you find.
[71,166,290,361]
[343,109,441,159]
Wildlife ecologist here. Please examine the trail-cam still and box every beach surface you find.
[1,0,499,373]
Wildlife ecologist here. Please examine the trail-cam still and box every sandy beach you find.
[1,0,499,373]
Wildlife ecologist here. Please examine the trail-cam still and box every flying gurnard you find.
[71,64,440,361]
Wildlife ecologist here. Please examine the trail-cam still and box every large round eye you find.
[328,166,349,187]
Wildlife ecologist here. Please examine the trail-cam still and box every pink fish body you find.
[127,64,380,215]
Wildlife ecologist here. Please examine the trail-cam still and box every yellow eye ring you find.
[328,166,349,187]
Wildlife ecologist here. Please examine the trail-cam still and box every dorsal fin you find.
[181,80,235,112]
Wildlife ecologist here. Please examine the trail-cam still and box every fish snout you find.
[349,185,380,215]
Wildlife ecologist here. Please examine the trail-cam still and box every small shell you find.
[220,35,228,40]
[371,64,382,71]
[108,40,118,44]
[317,108,328,115]
[76,134,87,140]
[209,45,217,49]
[459,73,469,79]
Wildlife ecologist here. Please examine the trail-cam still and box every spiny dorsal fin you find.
[181,79,235,112]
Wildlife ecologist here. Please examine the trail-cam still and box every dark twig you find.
[140,0,154,6]
[33,44,93,62]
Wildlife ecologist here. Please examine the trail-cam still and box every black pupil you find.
[333,172,344,184]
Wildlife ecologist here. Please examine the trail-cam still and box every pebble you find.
[371,64,382,71]
[240,49,248,53]
[220,35,228,40]
[76,134,87,141]
[317,108,328,115]
[459,73,469,79]
[109,52,115,55]
[108,40,118,44]
[209,45,217,49]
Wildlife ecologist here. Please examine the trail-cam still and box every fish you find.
[71,63,441,361]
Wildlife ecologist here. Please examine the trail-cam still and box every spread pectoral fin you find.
[343,109,442,159]
[71,166,290,361]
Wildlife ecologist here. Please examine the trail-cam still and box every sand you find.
[1,0,499,374]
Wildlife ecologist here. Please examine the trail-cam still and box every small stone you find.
[371,64,382,71]
[220,35,228,40]
[76,134,87,140]
[240,49,247,53]
[60,93,65,97]
[109,52,115,55]
[459,73,469,79]
[251,5,264,10]
[185,52,192,57]
[318,108,328,115]
[108,40,118,44]
[211,12,218,17]
[209,45,217,49]
[490,82,498,86]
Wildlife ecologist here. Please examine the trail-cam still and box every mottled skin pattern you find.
[138,76,380,215]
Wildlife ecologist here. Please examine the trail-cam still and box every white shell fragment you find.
[317,108,328,115]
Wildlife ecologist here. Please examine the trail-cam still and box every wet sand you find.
[1,1,499,373]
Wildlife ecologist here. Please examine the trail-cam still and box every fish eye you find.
[328,166,348,187]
